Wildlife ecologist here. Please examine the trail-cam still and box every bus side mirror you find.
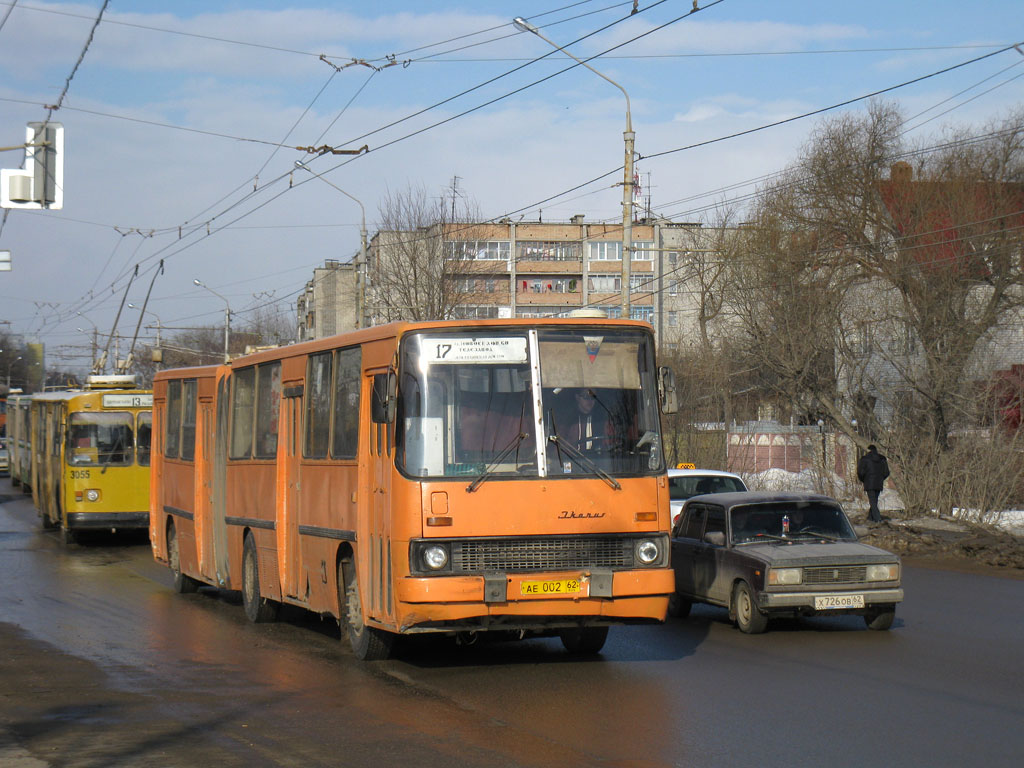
[658,366,678,414]
[371,371,397,424]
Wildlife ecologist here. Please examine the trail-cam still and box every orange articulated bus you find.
[150,318,678,659]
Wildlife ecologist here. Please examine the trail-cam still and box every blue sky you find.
[1,0,1022,371]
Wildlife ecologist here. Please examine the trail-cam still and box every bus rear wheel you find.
[339,559,393,661]
[41,493,58,530]
[242,533,279,623]
[559,626,609,654]
[168,522,200,594]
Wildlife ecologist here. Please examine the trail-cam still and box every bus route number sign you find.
[425,337,528,364]
[102,394,154,408]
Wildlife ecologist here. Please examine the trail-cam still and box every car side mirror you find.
[703,531,725,547]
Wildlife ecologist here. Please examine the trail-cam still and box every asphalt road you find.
[1,481,1022,768]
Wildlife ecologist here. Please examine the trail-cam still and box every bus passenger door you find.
[278,386,302,600]
[363,370,393,623]
[210,373,231,586]
[196,399,215,580]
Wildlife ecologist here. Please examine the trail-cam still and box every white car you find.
[668,467,747,524]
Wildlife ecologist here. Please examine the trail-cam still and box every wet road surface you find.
[1,482,1022,767]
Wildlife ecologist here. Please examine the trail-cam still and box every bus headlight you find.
[635,539,660,565]
[85,489,100,502]
[422,545,449,571]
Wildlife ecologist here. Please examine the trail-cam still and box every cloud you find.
[590,19,870,57]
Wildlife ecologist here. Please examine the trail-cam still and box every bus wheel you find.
[559,626,609,654]
[41,497,58,530]
[242,533,279,623]
[339,559,393,661]
[168,523,200,594]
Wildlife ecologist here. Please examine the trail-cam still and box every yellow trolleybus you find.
[31,375,153,544]
[151,318,678,659]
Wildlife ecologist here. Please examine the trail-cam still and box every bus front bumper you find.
[393,568,674,629]
[66,512,150,531]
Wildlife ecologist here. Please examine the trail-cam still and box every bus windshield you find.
[68,412,134,467]
[397,328,664,479]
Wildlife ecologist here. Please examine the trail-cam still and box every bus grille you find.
[803,565,867,585]
[450,537,634,573]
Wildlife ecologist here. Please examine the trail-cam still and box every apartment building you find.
[296,259,358,342]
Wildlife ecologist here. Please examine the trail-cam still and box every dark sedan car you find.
[670,491,903,633]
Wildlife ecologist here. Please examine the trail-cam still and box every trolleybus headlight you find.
[423,545,449,571]
[635,539,660,565]
[85,489,100,502]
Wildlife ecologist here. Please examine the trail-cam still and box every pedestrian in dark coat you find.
[857,444,890,523]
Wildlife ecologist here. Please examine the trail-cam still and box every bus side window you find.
[255,363,281,459]
[182,380,197,461]
[304,352,332,459]
[166,380,182,459]
[331,349,360,460]
[230,369,255,460]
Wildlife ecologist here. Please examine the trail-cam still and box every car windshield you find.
[730,502,857,544]
[669,474,746,501]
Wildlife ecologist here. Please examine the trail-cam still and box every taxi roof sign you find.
[676,462,696,469]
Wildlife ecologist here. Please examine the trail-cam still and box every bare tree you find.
[731,102,1024,516]
[368,184,486,323]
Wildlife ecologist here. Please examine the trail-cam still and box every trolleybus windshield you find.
[397,328,664,479]
[68,411,134,466]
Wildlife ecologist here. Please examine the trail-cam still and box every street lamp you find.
[193,279,231,363]
[513,16,635,317]
[294,160,367,329]
[5,355,21,388]
[128,302,164,368]
[76,312,106,373]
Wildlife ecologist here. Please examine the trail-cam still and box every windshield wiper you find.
[100,431,129,475]
[466,432,529,493]
[790,530,840,541]
[547,434,621,490]
[735,533,788,544]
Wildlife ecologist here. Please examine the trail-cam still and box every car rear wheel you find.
[864,607,895,631]
[667,593,692,618]
[733,581,768,634]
